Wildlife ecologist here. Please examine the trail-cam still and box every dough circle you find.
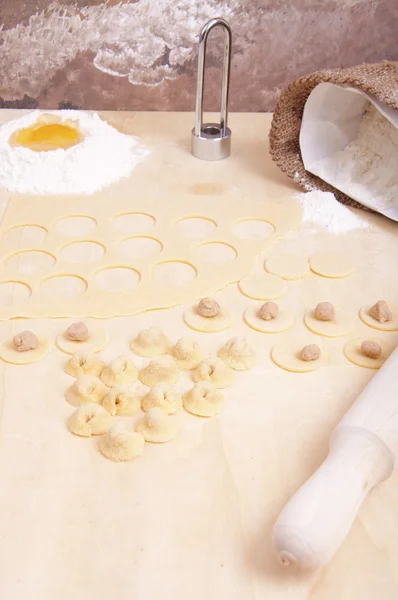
[244,305,294,334]
[304,308,353,337]
[271,342,328,373]
[344,337,394,369]
[0,336,51,365]
[265,254,309,280]
[359,304,398,332]
[183,305,232,333]
[56,326,108,355]
[238,273,287,300]
[309,252,354,278]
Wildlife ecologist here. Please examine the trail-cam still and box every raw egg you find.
[9,117,82,151]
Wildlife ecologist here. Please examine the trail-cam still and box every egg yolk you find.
[10,122,82,151]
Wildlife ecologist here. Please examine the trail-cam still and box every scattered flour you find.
[297,190,368,234]
[312,105,398,214]
[0,110,149,195]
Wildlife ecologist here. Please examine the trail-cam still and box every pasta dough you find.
[344,337,394,369]
[130,327,170,357]
[99,424,145,462]
[304,307,353,337]
[183,305,233,333]
[271,341,328,373]
[265,253,309,280]
[238,272,287,300]
[169,337,204,370]
[310,251,355,278]
[100,356,138,387]
[244,305,294,334]
[135,407,178,443]
[56,325,108,355]
[139,355,180,387]
[183,382,225,417]
[65,374,108,407]
[0,336,50,365]
[64,352,106,378]
[359,304,398,332]
[191,356,234,388]
[68,403,113,437]
[218,337,256,371]
[141,383,182,414]
[102,386,141,416]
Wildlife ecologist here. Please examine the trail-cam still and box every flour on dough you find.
[218,337,256,371]
[130,327,170,357]
[183,381,225,417]
[139,355,180,387]
[68,403,113,437]
[169,336,204,370]
[99,424,145,462]
[65,374,108,406]
[141,383,182,414]
[102,386,141,416]
[135,407,178,443]
[0,336,50,365]
[191,356,234,388]
[101,355,138,387]
[64,351,106,378]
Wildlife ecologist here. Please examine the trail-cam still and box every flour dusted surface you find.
[312,105,398,214]
[297,190,367,234]
[0,110,149,195]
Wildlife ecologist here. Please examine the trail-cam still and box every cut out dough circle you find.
[265,254,309,280]
[359,304,398,332]
[0,336,50,364]
[238,273,287,300]
[244,305,294,334]
[310,252,355,278]
[183,305,233,333]
[271,342,328,373]
[304,308,353,338]
[344,337,394,369]
[56,326,108,355]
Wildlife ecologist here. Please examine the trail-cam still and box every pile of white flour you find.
[0,111,149,195]
[297,190,368,234]
[312,104,398,214]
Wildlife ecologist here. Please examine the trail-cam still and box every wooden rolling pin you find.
[273,344,398,570]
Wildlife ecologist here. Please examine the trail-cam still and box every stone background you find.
[0,0,397,112]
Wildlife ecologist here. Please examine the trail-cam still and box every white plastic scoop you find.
[273,344,398,570]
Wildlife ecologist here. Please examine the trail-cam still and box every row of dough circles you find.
[0,298,395,365]
[1,214,278,248]
[263,250,356,280]
[64,336,257,462]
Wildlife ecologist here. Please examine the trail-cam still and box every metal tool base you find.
[191,123,231,161]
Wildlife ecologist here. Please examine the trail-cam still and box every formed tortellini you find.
[102,386,141,416]
[141,383,182,414]
[135,407,178,443]
[130,327,170,357]
[68,403,113,437]
[101,355,138,387]
[217,337,256,371]
[169,336,204,370]
[191,356,234,388]
[99,424,145,462]
[183,381,225,417]
[64,351,106,379]
[65,374,108,407]
[139,355,180,387]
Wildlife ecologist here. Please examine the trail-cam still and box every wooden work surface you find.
[0,111,397,600]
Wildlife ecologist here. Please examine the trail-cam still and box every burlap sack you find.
[269,61,398,209]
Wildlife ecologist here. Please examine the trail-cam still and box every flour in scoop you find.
[0,110,149,195]
[297,190,368,234]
